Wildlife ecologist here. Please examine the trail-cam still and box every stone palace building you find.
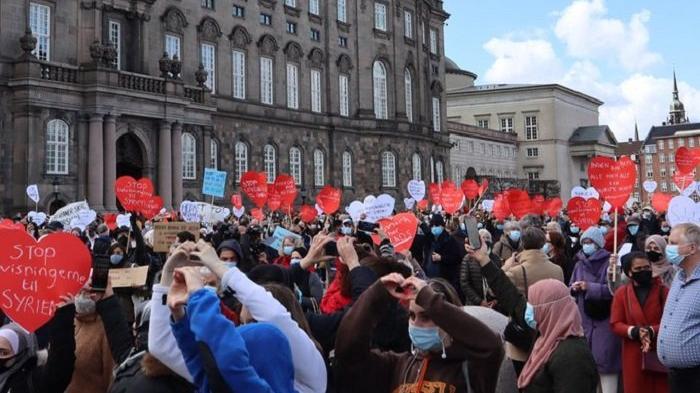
[0,0,451,214]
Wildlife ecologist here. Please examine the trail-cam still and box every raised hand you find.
[167,269,189,321]
[337,236,359,269]
[380,273,411,300]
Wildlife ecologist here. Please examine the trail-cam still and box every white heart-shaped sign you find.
[363,195,376,207]
[77,209,97,226]
[315,204,324,215]
[345,201,365,222]
[642,180,657,193]
[116,213,132,229]
[28,211,47,226]
[180,201,200,223]
[407,180,426,201]
[667,195,700,227]
[69,218,87,232]
[233,206,245,218]
[365,194,396,223]
[680,181,699,196]
[481,200,495,212]
[404,198,415,210]
[26,185,40,203]
[571,186,599,200]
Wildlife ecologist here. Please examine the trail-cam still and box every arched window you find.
[182,133,196,180]
[404,69,413,122]
[436,160,444,183]
[234,142,248,183]
[46,119,69,174]
[209,139,218,169]
[289,147,302,185]
[342,151,352,187]
[313,149,325,187]
[411,153,422,181]
[373,61,388,119]
[382,151,396,187]
[264,144,276,183]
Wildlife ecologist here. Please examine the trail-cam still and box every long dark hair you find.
[262,283,323,353]
[427,278,463,307]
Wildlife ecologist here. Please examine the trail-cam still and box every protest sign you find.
[674,172,695,193]
[404,198,415,210]
[440,182,464,214]
[153,222,200,252]
[481,200,495,212]
[544,198,563,217]
[240,171,268,208]
[667,195,700,227]
[371,213,419,253]
[652,192,673,213]
[251,208,264,221]
[506,189,532,219]
[478,179,489,196]
[116,213,131,229]
[179,201,230,224]
[570,186,599,200]
[231,194,243,209]
[428,183,442,205]
[267,186,282,211]
[407,180,426,201]
[69,209,97,231]
[567,197,602,231]
[50,201,90,228]
[345,201,365,222]
[202,168,227,198]
[263,227,302,251]
[274,174,297,208]
[232,206,245,218]
[0,219,24,231]
[531,194,545,216]
[675,146,700,175]
[109,266,149,288]
[300,205,318,223]
[27,211,47,226]
[642,180,658,193]
[317,185,342,215]
[26,185,39,203]
[493,194,510,221]
[588,156,636,208]
[461,179,479,200]
[115,177,162,217]
[0,230,91,332]
[365,194,396,222]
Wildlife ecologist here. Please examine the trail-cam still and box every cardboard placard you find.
[153,222,201,252]
[109,266,150,288]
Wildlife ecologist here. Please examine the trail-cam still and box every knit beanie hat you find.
[581,226,605,249]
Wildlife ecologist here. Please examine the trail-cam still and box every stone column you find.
[202,127,212,170]
[103,115,117,211]
[158,120,173,209]
[87,114,105,211]
[171,122,183,207]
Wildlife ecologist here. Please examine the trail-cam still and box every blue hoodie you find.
[171,289,297,393]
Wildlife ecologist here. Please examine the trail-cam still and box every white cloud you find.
[482,38,563,84]
[553,0,661,71]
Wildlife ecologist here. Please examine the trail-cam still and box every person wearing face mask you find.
[610,252,669,393]
[493,221,522,263]
[659,220,671,237]
[423,215,462,290]
[569,227,621,393]
[274,236,301,267]
[641,235,676,288]
[640,206,661,235]
[657,223,700,392]
[565,221,583,260]
[335,269,503,393]
[623,214,647,252]
[546,230,574,284]
[339,218,354,237]
[459,230,499,307]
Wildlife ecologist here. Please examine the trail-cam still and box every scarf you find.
[0,324,37,392]
[645,235,675,282]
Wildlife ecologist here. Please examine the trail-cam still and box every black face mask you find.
[631,270,653,287]
[646,250,663,262]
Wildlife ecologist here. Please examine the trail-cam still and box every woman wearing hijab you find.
[467,241,599,392]
[610,252,669,393]
[645,235,676,288]
[0,298,76,393]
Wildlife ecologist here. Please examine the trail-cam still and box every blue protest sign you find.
[263,226,302,251]
[202,168,227,198]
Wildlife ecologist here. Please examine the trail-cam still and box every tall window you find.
[374,2,387,31]
[286,63,299,109]
[46,119,69,174]
[209,139,218,169]
[412,153,422,180]
[29,3,50,61]
[289,147,302,185]
[526,148,539,157]
[373,61,388,119]
[314,149,325,186]
[404,10,413,38]
[234,142,248,183]
[311,69,322,113]
[201,0,214,9]
[429,29,438,54]
[309,0,320,15]
[108,21,121,69]
[201,43,216,92]
[260,57,274,104]
[404,69,413,122]
[525,116,538,140]
[182,133,196,180]
[382,151,396,187]
[669,139,674,149]
[477,119,489,128]
[432,97,441,132]
[500,117,513,133]
[165,34,181,59]
[342,151,353,187]
[337,0,347,22]
[232,50,246,99]
[435,160,444,183]
[264,144,276,183]
[339,74,350,117]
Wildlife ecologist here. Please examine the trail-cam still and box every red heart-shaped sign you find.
[531,195,545,216]
[566,197,601,231]
[479,179,489,196]
[370,213,419,253]
[417,200,429,210]
[250,208,264,221]
[0,230,91,332]
[0,219,24,231]
[103,213,118,231]
[316,185,342,215]
[241,171,268,208]
[651,193,673,213]
[493,194,510,221]
[461,179,479,200]
[673,171,695,192]
[267,187,282,212]
[428,183,442,205]
[141,196,164,220]
[506,189,532,219]
[274,174,297,208]
[115,176,160,215]
[544,198,563,217]
[588,156,636,209]
[231,194,243,209]
[299,205,318,223]
[441,181,464,214]
[675,147,700,175]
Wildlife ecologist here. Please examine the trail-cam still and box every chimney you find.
[628,138,632,142]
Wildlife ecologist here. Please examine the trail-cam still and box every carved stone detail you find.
[257,35,279,55]
[336,54,353,73]
[308,48,324,68]
[284,41,303,62]
[431,80,443,94]
[19,29,37,58]
[229,26,252,49]
[198,17,222,42]
[161,7,188,34]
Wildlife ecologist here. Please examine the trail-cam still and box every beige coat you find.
[65,314,114,393]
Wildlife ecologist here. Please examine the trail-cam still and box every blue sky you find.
[444,0,700,140]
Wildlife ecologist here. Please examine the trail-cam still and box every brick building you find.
[0,0,451,214]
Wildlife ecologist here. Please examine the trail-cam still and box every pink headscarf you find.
[517,279,584,389]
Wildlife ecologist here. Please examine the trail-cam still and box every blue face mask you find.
[283,246,294,256]
[508,230,521,242]
[408,324,443,352]
[110,254,124,265]
[665,245,685,266]
[290,258,301,265]
[431,226,444,237]
[496,224,504,230]
[599,226,608,235]
[628,225,639,236]
[582,243,597,256]
[570,226,580,234]
[542,243,551,254]
[341,226,353,236]
[524,303,537,330]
